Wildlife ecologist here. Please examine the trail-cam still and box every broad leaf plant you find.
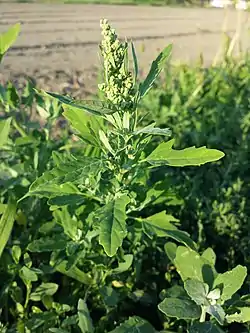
[0,19,249,333]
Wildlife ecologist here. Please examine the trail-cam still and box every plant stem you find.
[199,306,206,323]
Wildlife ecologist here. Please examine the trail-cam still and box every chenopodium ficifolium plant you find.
[25,19,225,257]
[159,244,250,332]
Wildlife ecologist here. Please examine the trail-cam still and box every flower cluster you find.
[98,19,135,111]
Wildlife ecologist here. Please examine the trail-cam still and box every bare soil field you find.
[0,4,250,95]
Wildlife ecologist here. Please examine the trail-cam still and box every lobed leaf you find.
[226,307,250,323]
[139,211,196,250]
[146,139,225,167]
[28,156,102,198]
[98,194,130,257]
[213,265,247,303]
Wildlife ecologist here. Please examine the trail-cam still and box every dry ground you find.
[0,4,250,94]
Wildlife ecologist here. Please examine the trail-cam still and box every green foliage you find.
[0,21,249,333]
[0,23,20,62]
[0,197,17,257]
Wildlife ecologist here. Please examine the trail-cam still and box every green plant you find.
[25,19,224,258]
[159,245,250,332]
[0,20,249,333]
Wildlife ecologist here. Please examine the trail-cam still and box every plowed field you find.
[1,4,249,94]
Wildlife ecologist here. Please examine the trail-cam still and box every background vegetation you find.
[0,20,249,333]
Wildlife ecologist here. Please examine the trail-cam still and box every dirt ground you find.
[0,4,250,95]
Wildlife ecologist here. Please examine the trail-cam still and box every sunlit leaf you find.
[146,139,225,167]
[112,254,133,274]
[213,265,247,302]
[226,307,250,323]
[30,283,58,301]
[139,44,172,99]
[0,23,20,61]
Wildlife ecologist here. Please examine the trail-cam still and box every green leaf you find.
[50,329,69,333]
[39,90,117,116]
[202,248,216,266]
[53,260,92,285]
[139,212,196,249]
[134,123,171,137]
[100,286,119,307]
[184,279,209,306]
[164,285,188,299]
[164,242,177,262]
[99,129,114,154]
[0,23,20,61]
[53,207,78,241]
[98,194,130,257]
[140,211,178,236]
[26,311,57,331]
[174,246,217,288]
[139,44,172,99]
[12,245,22,264]
[213,265,247,302]
[30,283,58,301]
[63,105,102,147]
[146,139,225,167]
[28,156,102,198]
[189,322,224,333]
[112,254,133,274]
[19,266,38,283]
[109,316,156,333]
[0,197,17,258]
[207,304,225,325]
[27,237,67,252]
[163,230,197,250]
[158,297,201,320]
[77,299,94,333]
[226,307,250,323]
[48,194,85,207]
[0,117,12,148]
[131,41,138,84]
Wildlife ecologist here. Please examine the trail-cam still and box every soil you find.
[0,3,250,96]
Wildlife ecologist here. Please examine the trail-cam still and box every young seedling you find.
[159,245,250,332]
